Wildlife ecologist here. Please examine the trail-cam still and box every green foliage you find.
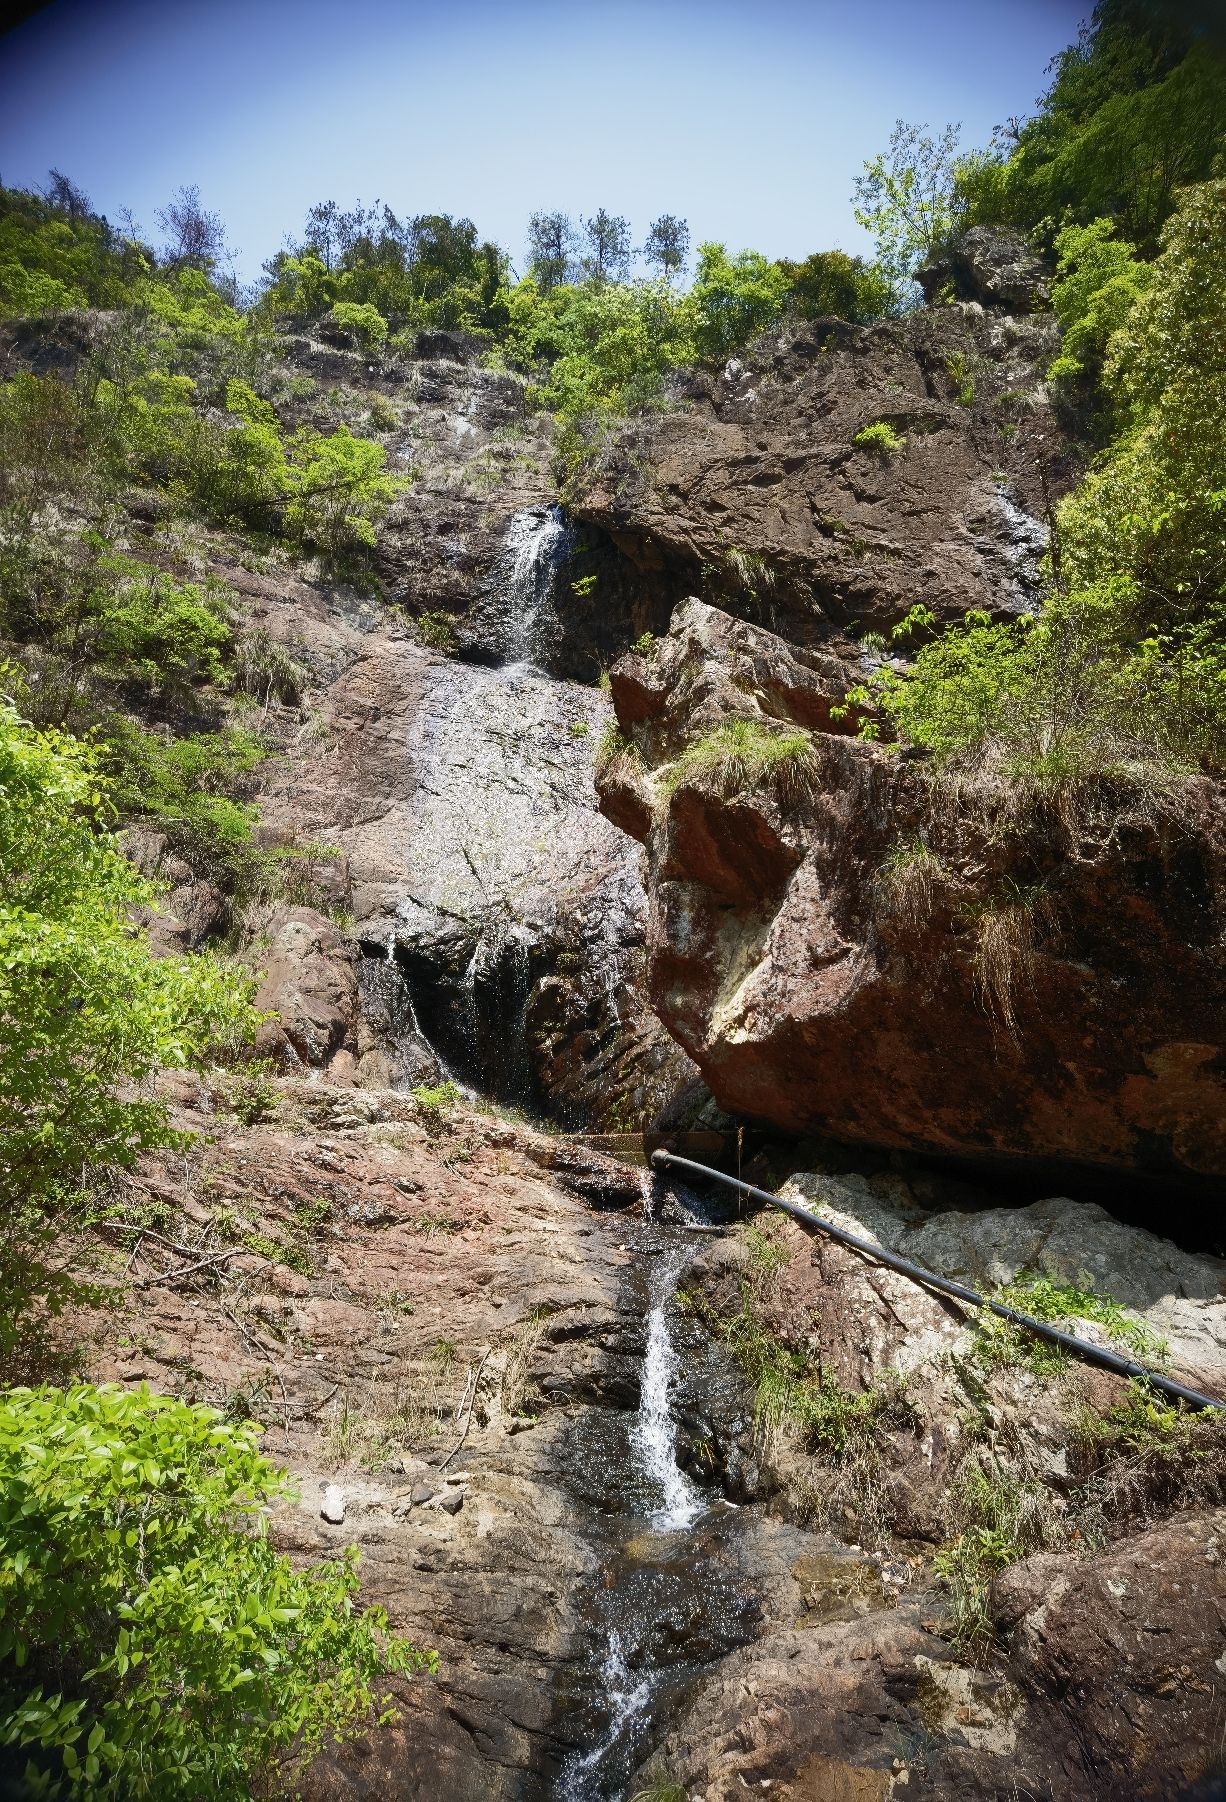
[414,610,459,654]
[972,5,1226,251]
[262,204,506,335]
[663,716,814,800]
[0,704,257,1352]
[859,183,1226,780]
[0,1383,431,1798]
[0,181,149,317]
[778,249,898,322]
[853,120,963,288]
[853,420,905,457]
[972,1274,1167,1376]
[1058,179,1226,609]
[1081,1377,1188,1453]
[944,351,975,406]
[325,301,389,352]
[285,425,400,554]
[688,243,790,363]
[1048,217,1150,382]
[410,1080,461,1129]
[934,1461,1051,1651]
[100,719,267,887]
[506,277,693,417]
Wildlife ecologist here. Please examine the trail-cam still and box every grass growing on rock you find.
[699,1223,915,1545]
[876,839,947,932]
[661,716,815,803]
[971,1274,1167,1378]
[934,1460,1059,1653]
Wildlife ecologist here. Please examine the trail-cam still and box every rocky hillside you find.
[4,201,1225,1802]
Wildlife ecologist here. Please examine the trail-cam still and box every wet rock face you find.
[568,308,1068,646]
[599,597,1226,1184]
[238,568,693,1125]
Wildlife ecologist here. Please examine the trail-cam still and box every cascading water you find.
[555,1217,757,1802]
[492,505,574,670]
[632,1251,705,1534]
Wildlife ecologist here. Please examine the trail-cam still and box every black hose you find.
[650,1148,1223,1413]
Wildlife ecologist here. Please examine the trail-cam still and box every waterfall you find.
[632,1251,704,1532]
[557,1246,708,1800]
[498,505,573,669]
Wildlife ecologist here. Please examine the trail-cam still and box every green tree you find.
[526,212,579,295]
[580,210,632,285]
[1059,178,1226,614]
[778,249,898,322]
[286,425,401,553]
[1047,217,1150,382]
[642,214,690,282]
[954,2,1226,249]
[533,279,693,416]
[852,120,962,288]
[688,243,790,362]
[0,1383,432,1798]
[154,185,229,274]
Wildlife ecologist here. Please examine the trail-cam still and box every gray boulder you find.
[918,226,1051,313]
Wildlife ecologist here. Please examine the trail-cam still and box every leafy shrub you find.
[325,301,389,352]
[852,420,905,457]
[778,249,897,322]
[0,703,257,1355]
[100,719,265,888]
[0,1383,431,1797]
[688,243,790,363]
[510,277,693,417]
[414,611,458,654]
[1048,217,1150,384]
[410,1080,461,1130]
[285,425,400,554]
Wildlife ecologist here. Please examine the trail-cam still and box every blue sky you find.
[1,0,1086,282]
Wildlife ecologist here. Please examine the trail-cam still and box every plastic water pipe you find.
[650,1148,1222,1412]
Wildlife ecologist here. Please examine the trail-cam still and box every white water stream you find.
[559,1244,708,1799]
[633,1252,705,1533]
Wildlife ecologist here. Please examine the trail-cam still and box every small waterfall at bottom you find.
[556,1232,758,1801]
[632,1252,705,1536]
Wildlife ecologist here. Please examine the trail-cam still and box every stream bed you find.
[551,1190,764,1800]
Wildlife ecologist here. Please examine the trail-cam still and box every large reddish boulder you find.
[598,599,1226,1183]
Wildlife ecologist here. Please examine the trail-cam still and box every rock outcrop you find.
[598,597,1226,1184]
[84,1086,1226,1802]
[638,1161,1226,1802]
[917,224,1052,313]
[568,306,1068,647]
